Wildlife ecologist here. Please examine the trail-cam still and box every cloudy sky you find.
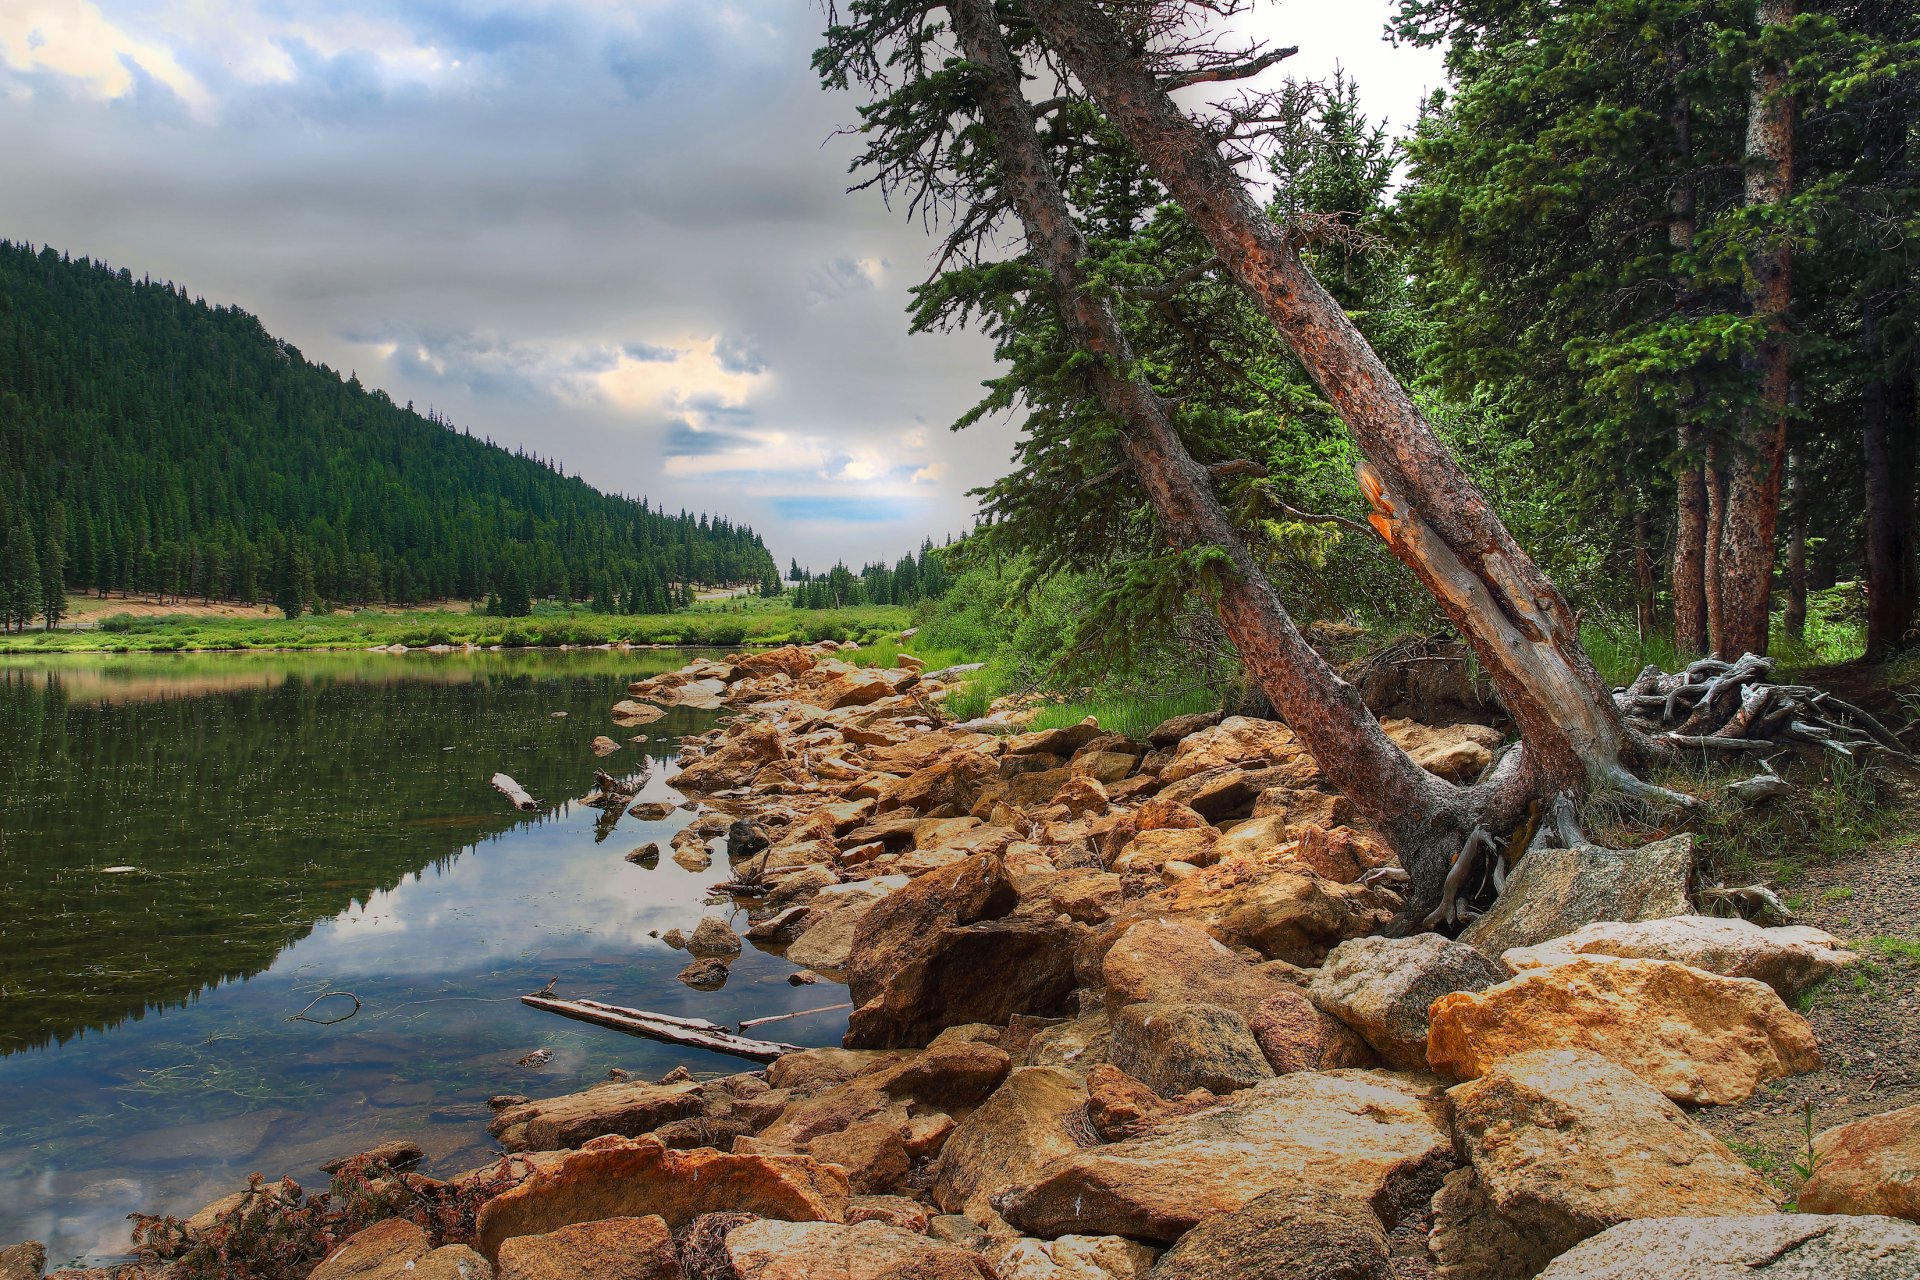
[0,1,1444,568]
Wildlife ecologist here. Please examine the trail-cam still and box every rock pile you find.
[30,642,1913,1280]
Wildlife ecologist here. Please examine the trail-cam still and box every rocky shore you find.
[16,641,1920,1280]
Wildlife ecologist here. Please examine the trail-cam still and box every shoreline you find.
[17,640,1915,1280]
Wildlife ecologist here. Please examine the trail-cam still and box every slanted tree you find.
[817,0,1793,925]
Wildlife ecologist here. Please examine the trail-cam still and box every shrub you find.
[98,613,137,633]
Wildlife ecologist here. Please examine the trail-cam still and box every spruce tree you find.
[40,503,66,630]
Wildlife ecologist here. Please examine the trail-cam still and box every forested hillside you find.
[0,241,778,624]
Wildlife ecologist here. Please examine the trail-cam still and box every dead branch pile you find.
[1616,653,1913,761]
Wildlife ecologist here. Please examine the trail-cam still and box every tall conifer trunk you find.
[1021,0,1634,799]
[1860,93,1918,657]
[1667,56,1710,654]
[1715,0,1797,655]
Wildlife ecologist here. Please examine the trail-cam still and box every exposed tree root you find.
[1618,653,1915,762]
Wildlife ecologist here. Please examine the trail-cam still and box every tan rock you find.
[1309,934,1508,1071]
[1458,836,1693,956]
[628,800,677,821]
[1106,848,1391,965]
[488,1077,706,1152]
[933,1066,1091,1231]
[997,1070,1453,1243]
[1800,1103,1920,1222]
[474,1136,849,1261]
[1247,988,1376,1074]
[1533,1214,1920,1280]
[1448,1050,1776,1257]
[1427,958,1820,1105]
[1426,1167,1555,1280]
[311,1220,491,1280]
[721,1220,992,1280]
[848,1195,933,1233]
[1145,1186,1389,1280]
[1159,717,1306,783]
[1108,1003,1274,1097]
[786,887,889,972]
[1053,775,1110,817]
[0,1242,45,1280]
[687,916,743,957]
[1146,710,1222,748]
[611,700,667,724]
[1112,827,1217,875]
[872,750,998,818]
[495,1215,679,1280]
[812,1119,912,1195]
[1082,1063,1217,1142]
[1071,751,1137,785]
[1380,719,1501,783]
[1101,919,1283,1021]
[993,1234,1158,1280]
[1501,916,1856,1000]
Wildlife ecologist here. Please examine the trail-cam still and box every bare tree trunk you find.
[1633,501,1657,642]
[1862,313,1919,656]
[1716,0,1797,656]
[946,0,1473,908]
[1667,61,1710,655]
[1783,451,1807,642]
[1023,0,1634,799]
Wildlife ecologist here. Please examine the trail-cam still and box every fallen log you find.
[491,773,538,812]
[520,994,802,1062]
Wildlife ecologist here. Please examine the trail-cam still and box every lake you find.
[0,649,844,1267]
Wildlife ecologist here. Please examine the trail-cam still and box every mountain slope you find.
[0,240,776,614]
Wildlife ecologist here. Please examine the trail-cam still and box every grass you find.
[0,601,913,654]
[1023,688,1219,740]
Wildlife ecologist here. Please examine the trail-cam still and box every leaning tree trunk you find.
[1022,0,1635,800]
[947,0,1469,891]
[1715,0,1797,656]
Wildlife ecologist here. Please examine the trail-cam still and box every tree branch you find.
[1159,46,1299,90]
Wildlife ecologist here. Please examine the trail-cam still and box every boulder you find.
[1246,988,1376,1074]
[1146,711,1223,748]
[1144,1187,1389,1280]
[933,1066,1091,1230]
[844,853,1084,1048]
[872,751,999,818]
[848,1195,933,1234]
[995,1235,1159,1280]
[1108,1003,1274,1097]
[474,1136,849,1261]
[1380,719,1501,783]
[1799,1103,1920,1222]
[0,1243,45,1280]
[1426,1168,1557,1280]
[811,1120,912,1195]
[1310,934,1508,1071]
[488,1077,706,1152]
[310,1220,493,1280]
[1082,1064,1218,1143]
[591,735,621,755]
[786,889,888,972]
[1101,920,1282,1021]
[1008,720,1106,757]
[731,646,818,681]
[687,918,745,958]
[495,1215,680,1280]
[1533,1214,1920,1279]
[611,700,668,724]
[814,669,899,711]
[678,956,730,989]
[996,1070,1452,1243]
[1458,836,1693,956]
[720,1220,992,1280]
[1105,849,1391,965]
[1447,1050,1776,1259]
[1113,828,1218,875]
[1159,717,1307,783]
[1501,916,1856,1000]
[1426,958,1820,1105]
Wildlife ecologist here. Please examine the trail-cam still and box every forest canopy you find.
[0,240,779,624]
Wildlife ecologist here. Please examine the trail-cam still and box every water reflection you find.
[0,651,842,1265]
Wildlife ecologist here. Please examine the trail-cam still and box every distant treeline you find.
[787,543,955,610]
[0,240,778,626]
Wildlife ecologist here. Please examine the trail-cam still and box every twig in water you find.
[287,990,361,1025]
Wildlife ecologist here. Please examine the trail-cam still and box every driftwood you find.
[491,773,538,812]
[583,770,641,809]
[737,1002,853,1032]
[1615,653,1915,762]
[520,994,802,1063]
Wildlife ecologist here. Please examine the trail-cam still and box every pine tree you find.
[273,539,307,620]
[40,503,66,630]
[7,520,41,630]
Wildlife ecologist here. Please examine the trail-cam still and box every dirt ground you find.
[56,594,478,625]
[1694,826,1920,1199]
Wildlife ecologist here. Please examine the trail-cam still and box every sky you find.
[0,1,1446,569]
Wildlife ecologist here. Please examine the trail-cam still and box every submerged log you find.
[520,994,803,1063]
[491,773,538,812]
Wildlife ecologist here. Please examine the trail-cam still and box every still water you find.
[0,650,842,1266]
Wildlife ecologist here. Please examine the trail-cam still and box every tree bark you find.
[946,0,1466,885]
[1715,0,1797,656]
[1022,0,1633,798]
[1862,313,1919,656]
[1667,59,1710,655]
[1783,450,1807,643]
[1633,500,1657,642]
